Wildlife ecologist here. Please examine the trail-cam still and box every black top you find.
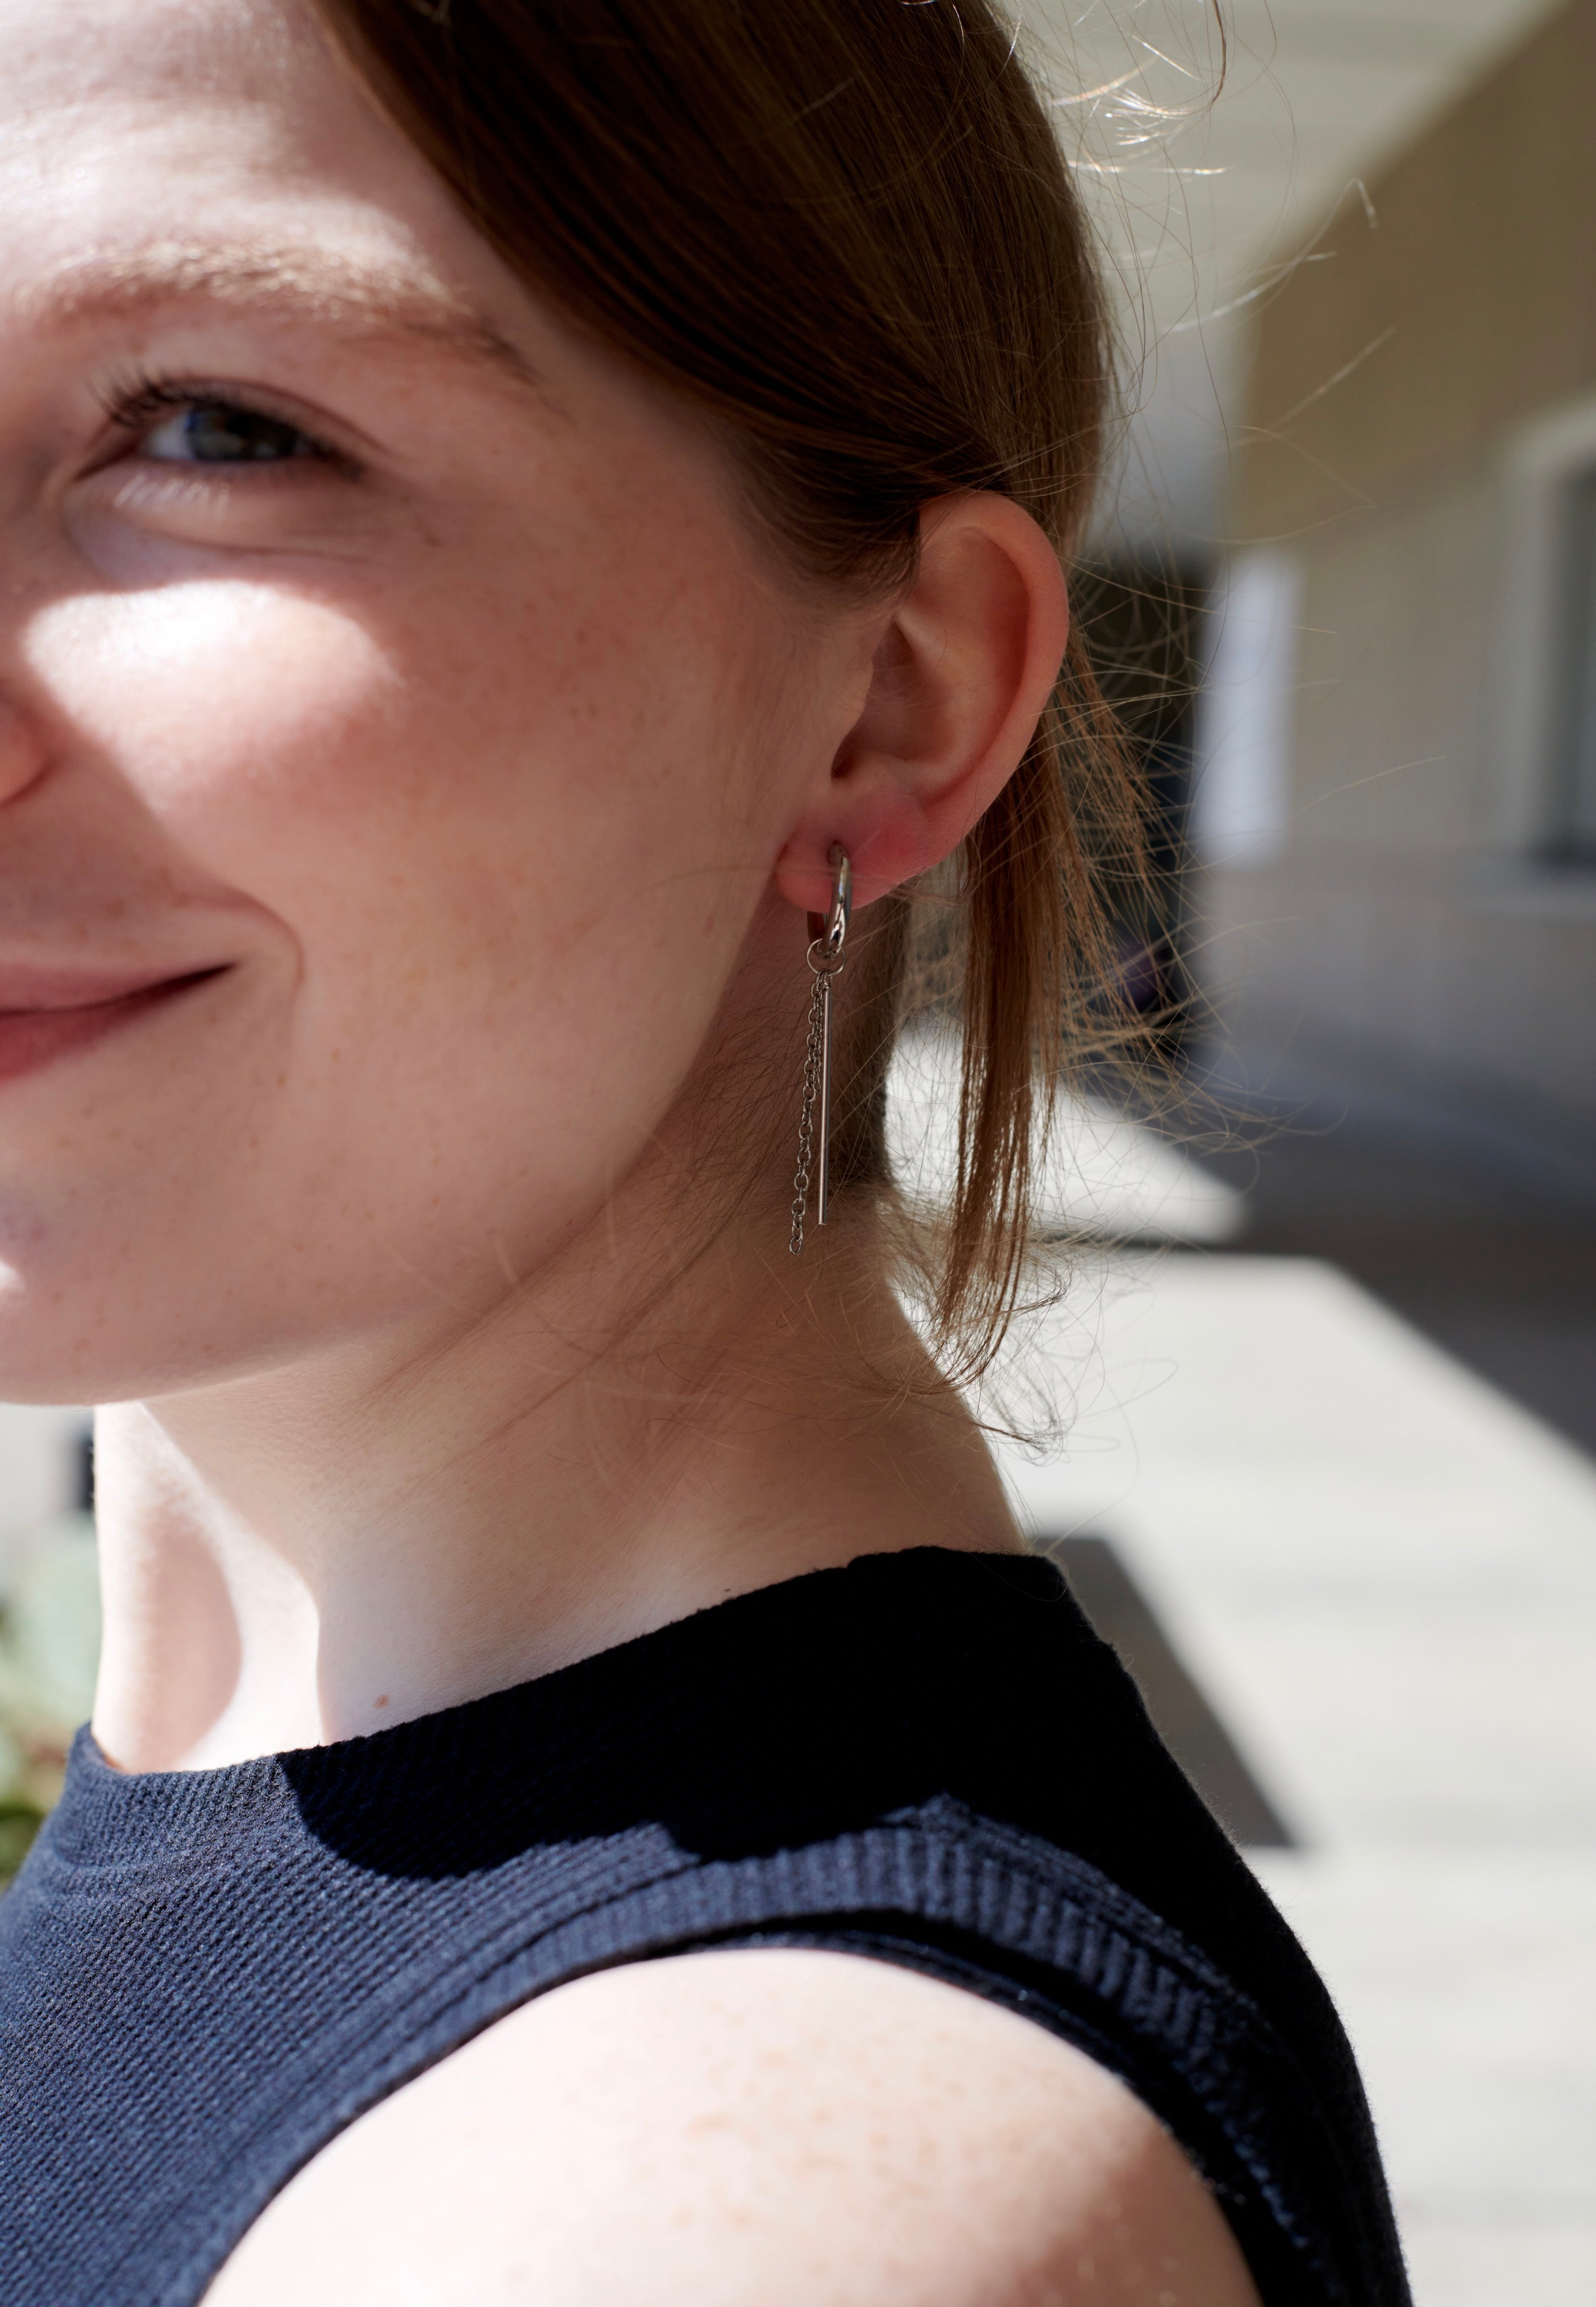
[0,1548,1408,2306]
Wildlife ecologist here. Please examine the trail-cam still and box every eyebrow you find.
[21,237,545,393]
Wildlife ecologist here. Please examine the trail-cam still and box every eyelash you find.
[94,368,347,466]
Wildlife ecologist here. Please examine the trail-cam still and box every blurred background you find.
[3,3,1595,2301]
[1012,6,1596,2299]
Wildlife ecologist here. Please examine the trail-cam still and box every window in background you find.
[1190,548,1302,869]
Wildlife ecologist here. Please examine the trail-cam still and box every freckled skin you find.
[209,1951,1263,2307]
[0,2,1258,2300]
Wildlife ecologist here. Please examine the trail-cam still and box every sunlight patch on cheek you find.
[24,581,399,809]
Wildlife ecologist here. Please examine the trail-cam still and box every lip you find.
[0,966,228,1086]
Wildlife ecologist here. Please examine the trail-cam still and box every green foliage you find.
[0,1518,101,1886]
[0,1802,40,1884]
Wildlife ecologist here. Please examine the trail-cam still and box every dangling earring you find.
[788,843,852,1256]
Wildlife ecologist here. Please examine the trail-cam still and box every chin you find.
[0,1265,217,1410]
[0,1215,134,1402]
[0,1313,120,1409]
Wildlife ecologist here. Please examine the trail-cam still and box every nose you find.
[0,689,49,806]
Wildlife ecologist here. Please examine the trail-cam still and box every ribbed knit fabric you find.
[0,1548,1408,2306]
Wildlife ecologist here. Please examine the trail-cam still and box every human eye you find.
[97,372,346,470]
[143,400,323,465]
[70,364,377,559]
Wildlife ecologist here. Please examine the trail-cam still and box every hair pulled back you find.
[312,0,1149,1378]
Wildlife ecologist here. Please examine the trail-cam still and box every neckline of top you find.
[66,1545,1062,1805]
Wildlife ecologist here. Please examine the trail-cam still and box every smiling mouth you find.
[0,967,228,1087]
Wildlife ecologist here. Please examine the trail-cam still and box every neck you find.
[89,1207,1020,1773]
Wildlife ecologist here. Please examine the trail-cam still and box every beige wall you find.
[1208,0,1596,1139]
[1235,0,1596,541]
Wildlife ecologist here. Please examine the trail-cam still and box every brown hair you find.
[311,0,1152,1377]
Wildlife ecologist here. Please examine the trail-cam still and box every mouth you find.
[0,966,230,1087]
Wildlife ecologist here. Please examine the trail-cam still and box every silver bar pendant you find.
[816,971,834,1226]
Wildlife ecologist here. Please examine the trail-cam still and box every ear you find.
[774,492,1069,915]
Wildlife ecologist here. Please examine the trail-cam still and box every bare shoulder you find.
[209,1948,1263,2306]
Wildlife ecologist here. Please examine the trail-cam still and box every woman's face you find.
[0,0,857,1402]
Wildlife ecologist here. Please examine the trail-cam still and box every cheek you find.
[22,565,781,1278]
[26,571,728,966]
[26,577,402,860]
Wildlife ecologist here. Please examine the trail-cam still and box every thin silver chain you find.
[788,847,851,1258]
[788,958,829,1256]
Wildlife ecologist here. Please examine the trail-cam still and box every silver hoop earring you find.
[788,844,851,1257]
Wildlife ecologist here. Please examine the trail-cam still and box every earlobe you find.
[774,492,1068,916]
